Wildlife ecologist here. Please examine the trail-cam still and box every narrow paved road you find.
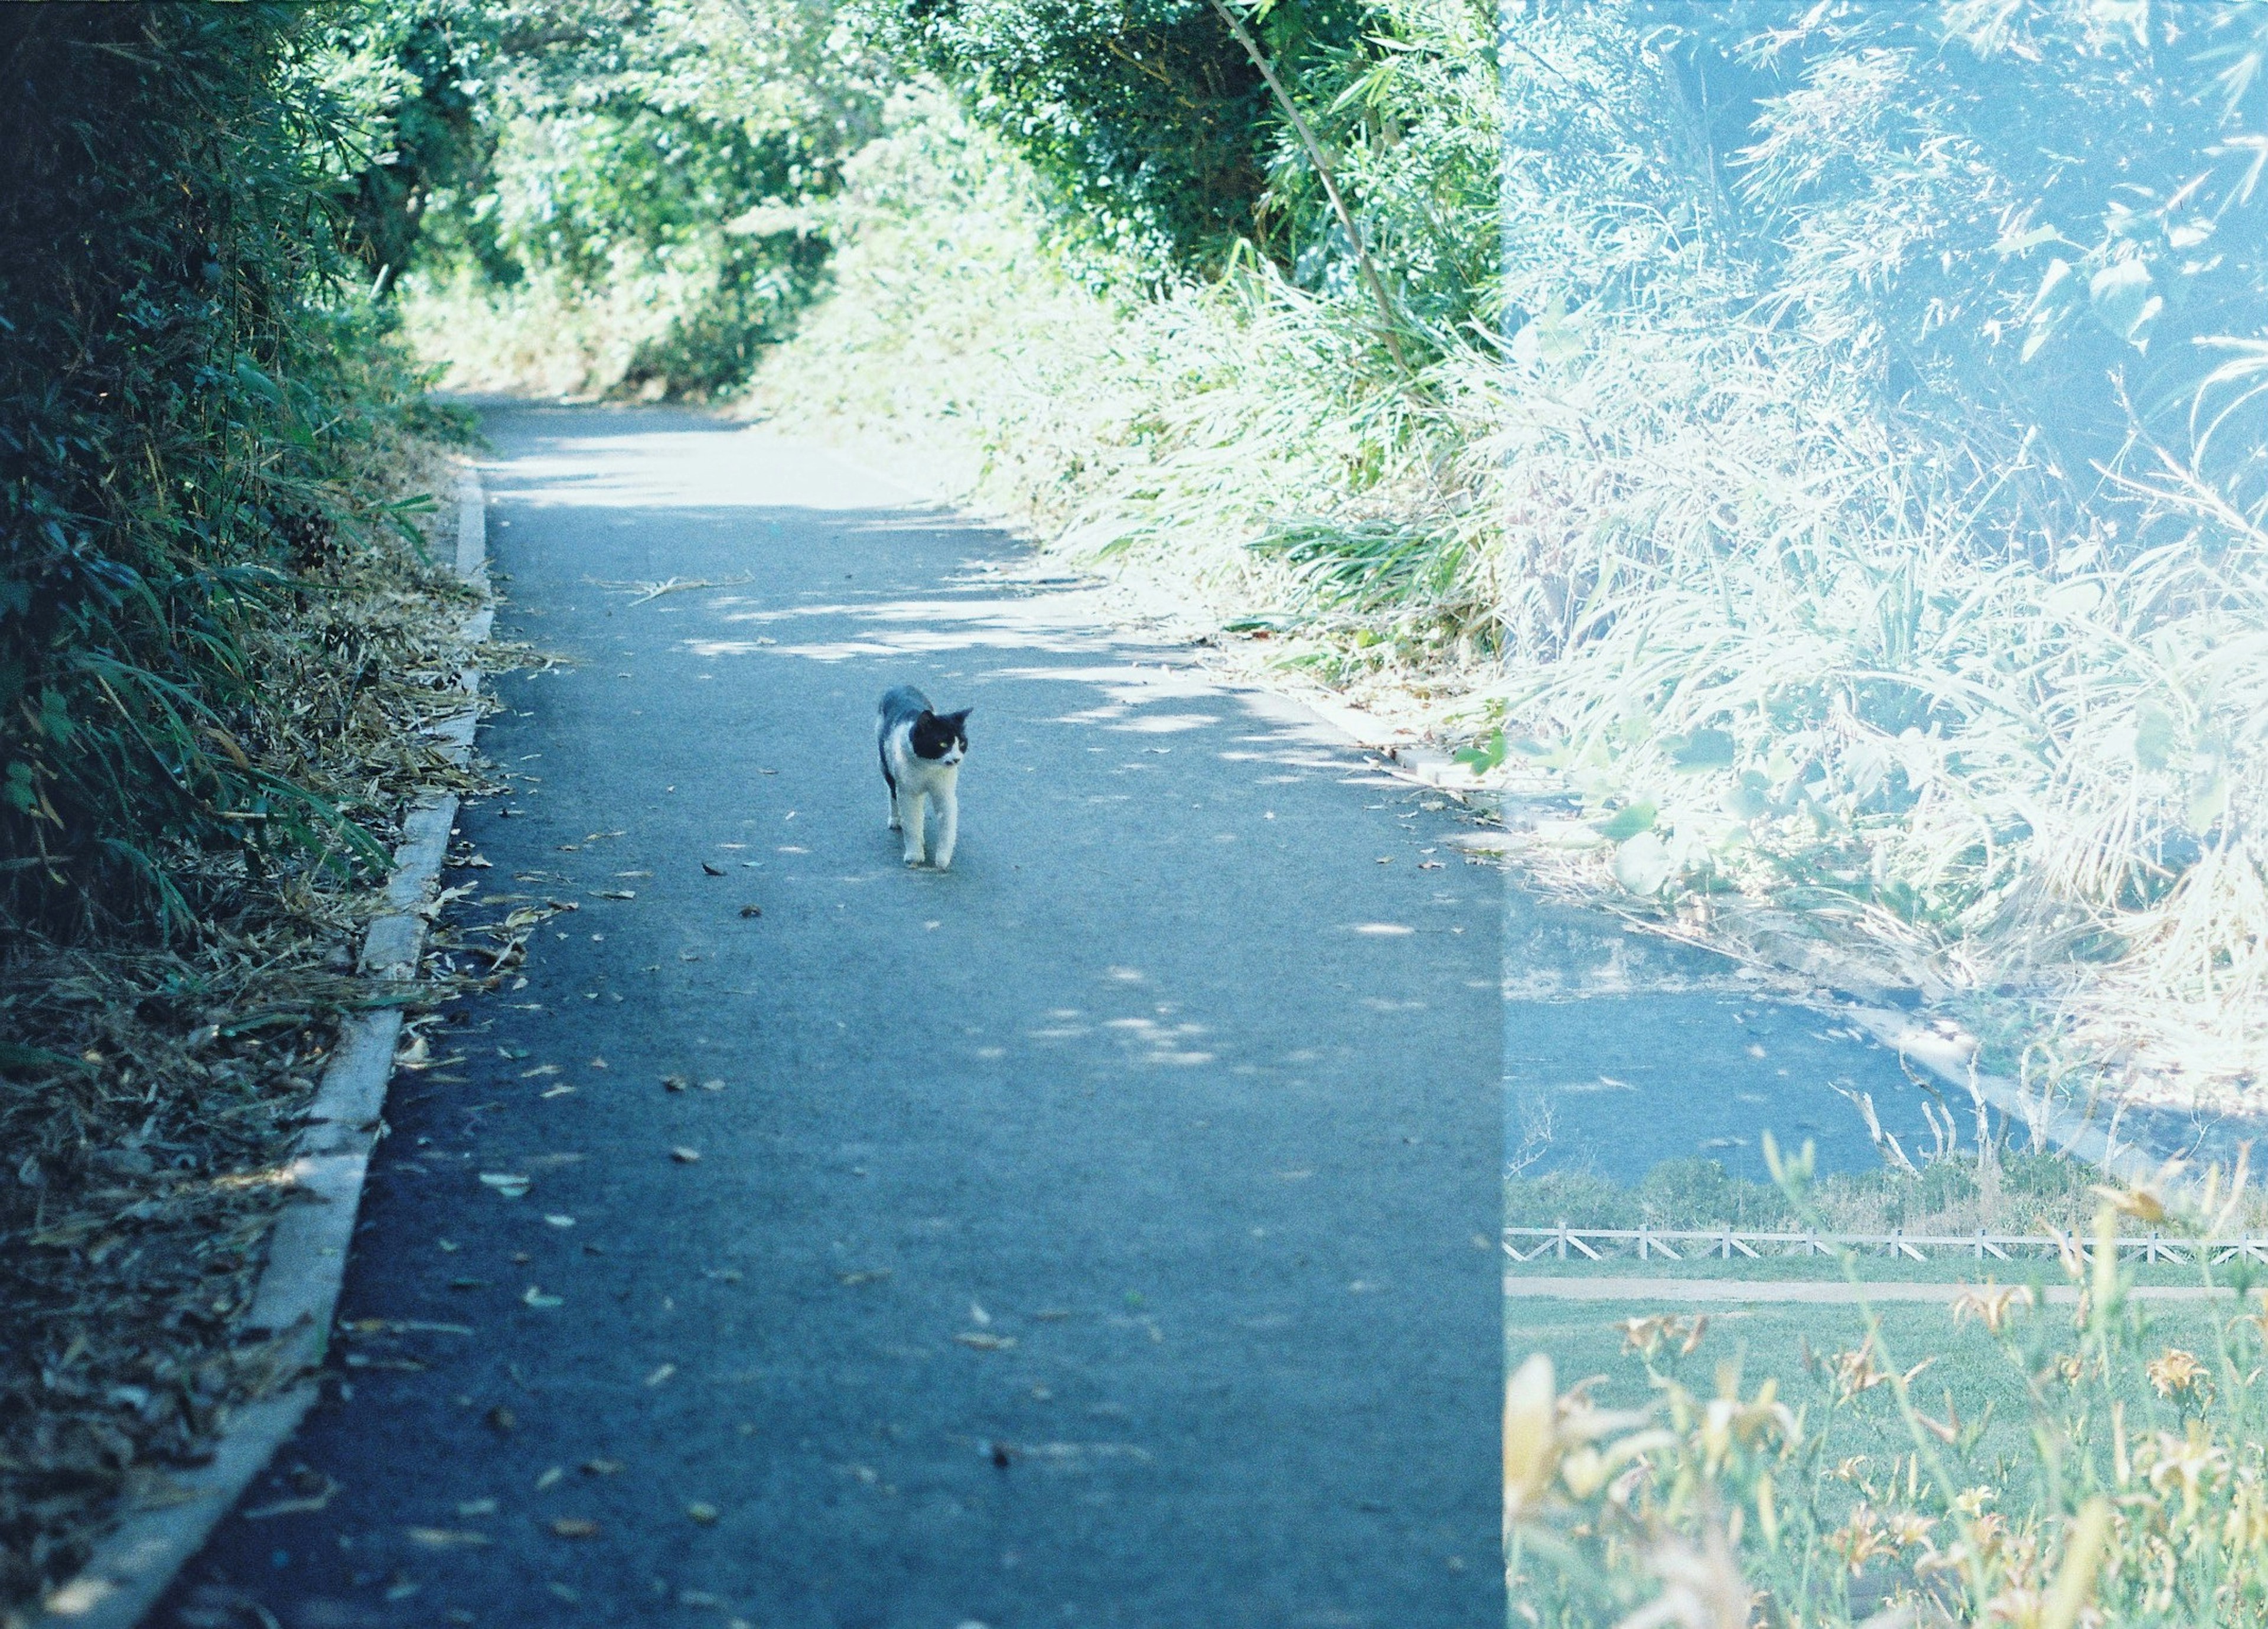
[164,407,1503,1628]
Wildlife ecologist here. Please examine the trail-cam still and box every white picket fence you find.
[1502,1224,2268,1266]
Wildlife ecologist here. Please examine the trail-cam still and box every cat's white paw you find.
[903,849,926,867]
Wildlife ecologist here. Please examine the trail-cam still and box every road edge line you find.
[32,464,490,1629]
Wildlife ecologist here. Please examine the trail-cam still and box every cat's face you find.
[911,708,970,765]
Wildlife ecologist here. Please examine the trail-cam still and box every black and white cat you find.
[876,685,971,869]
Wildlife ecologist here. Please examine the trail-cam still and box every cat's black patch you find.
[878,685,970,764]
[912,707,971,760]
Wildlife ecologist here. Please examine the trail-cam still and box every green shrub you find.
[0,5,446,937]
[883,0,1278,265]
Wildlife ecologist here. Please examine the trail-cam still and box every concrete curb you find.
[32,469,491,1629]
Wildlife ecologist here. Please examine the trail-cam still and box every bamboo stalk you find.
[1204,0,1416,382]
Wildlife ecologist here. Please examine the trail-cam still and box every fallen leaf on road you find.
[480,1173,531,1198]
[685,1502,719,1525]
[738,904,762,918]
[535,1467,563,1491]
[521,1064,562,1078]
[549,1518,599,1539]
[407,1528,491,1549]
[544,1214,575,1228]
[594,889,636,900]
[704,1268,743,1283]
[670,1146,701,1164]
[644,1364,676,1387]
[662,1074,689,1092]
[581,1459,623,1476]
[457,1498,498,1517]
[540,1084,576,1099]
[838,1269,891,1286]
[954,1333,1016,1351]
[243,1478,340,1520]
[701,862,725,877]
[523,1286,562,1308]
[485,1405,517,1433]
[699,1078,725,1092]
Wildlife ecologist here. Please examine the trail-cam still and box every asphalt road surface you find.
[163,406,1505,1628]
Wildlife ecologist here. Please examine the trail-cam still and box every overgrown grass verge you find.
[0,431,482,1620]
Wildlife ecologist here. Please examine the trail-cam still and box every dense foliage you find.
[887,0,1283,265]
[0,6,458,938]
[390,0,889,397]
[891,0,1498,318]
[1643,1,2268,536]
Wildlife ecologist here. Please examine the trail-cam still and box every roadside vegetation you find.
[1,8,479,1611]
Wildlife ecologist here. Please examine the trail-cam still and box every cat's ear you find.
[943,708,972,727]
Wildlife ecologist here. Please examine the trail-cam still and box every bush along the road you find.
[735,1,2268,1116]
[1,5,480,1611]
[1510,1151,2268,1628]
[1,4,475,938]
